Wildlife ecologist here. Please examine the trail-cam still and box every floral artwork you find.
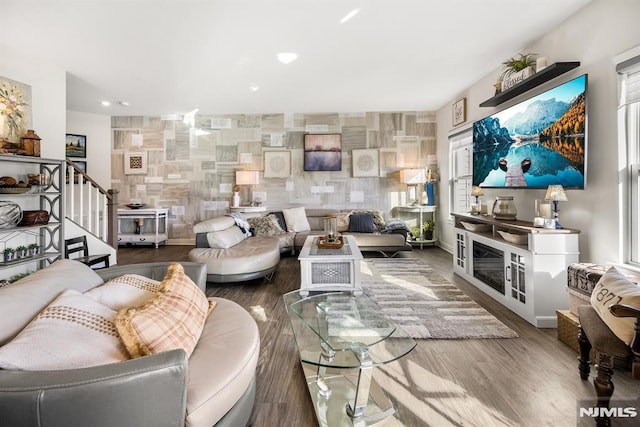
[0,76,32,144]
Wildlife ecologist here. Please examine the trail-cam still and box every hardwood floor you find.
[116,245,639,426]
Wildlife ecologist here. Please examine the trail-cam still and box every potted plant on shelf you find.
[28,243,39,256]
[422,220,435,241]
[16,245,28,258]
[501,53,537,91]
[3,247,15,262]
[410,225,421,241]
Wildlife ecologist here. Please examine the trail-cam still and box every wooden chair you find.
[64,236,110,269]
[578,304,640,427]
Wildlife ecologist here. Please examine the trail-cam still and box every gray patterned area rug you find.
[360,257,519,339]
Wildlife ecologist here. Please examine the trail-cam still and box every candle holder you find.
[534,199,552,228]
[323,215,338,244]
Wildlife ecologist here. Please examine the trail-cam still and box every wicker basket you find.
[18,210,49,226]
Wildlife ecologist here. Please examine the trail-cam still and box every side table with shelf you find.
[117,208,169,248]
[0,155,65,280]
[394,205,437,249]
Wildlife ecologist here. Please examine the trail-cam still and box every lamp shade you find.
[235,170,259,185]
[471,186,484,197]
[544,185,568,202]
[400,168,426,184]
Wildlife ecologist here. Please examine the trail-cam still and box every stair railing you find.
[65,160,119,246]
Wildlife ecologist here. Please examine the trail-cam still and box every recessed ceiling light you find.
[118,101,130,106]
[340,8,360,24]
[100,101,111,106]
[277,52,298,64]
[249,84,260,92]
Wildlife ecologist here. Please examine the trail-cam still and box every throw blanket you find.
[382,218,411,234]
[226,212,252,237]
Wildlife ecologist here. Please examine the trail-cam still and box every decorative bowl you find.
[126,203,146,209]
[0,201,23,229]
[460,221,490,232]
[0,186,32,194]
[497,230,528,245]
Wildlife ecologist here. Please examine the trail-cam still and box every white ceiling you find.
[1,0,592,116]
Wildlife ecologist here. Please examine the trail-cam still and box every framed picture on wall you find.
[452,98,467,126]
[352,149,379,177]
[303,133,342,171]
[264,151,291,178]
[66,160,87,183]
[0,75,32,144]
[124,151,147,175]
[65,134,87,158]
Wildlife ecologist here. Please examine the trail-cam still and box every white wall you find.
[0,44,66,159]
[435,0,640,265]
[66,111,112,189]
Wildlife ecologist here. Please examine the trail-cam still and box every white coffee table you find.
[298,235,363,296]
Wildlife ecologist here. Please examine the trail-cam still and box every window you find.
[449,129,473,216]
[619,53,640,264]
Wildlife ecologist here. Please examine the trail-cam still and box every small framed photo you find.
[264,151,291,178]
[66,160,87,184]
[124,151,148,175]
[65,134,87,158]
[352,149,379,177]
[452,98,467,126]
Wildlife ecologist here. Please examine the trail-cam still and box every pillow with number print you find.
[590,266,640,345]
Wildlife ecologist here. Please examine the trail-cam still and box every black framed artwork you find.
[66,160,87,183]
[65,133,87,158]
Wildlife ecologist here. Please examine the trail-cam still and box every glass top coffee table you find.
[284,290,416,426]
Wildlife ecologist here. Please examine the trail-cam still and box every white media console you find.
[452,213,580,328]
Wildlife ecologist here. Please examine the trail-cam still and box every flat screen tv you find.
[473,74,587,189]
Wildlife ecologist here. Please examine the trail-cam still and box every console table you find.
[117,208,169,248]
[452,212,580,328]
[284,290,416,426]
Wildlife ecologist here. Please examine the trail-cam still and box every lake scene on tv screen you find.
[473,74,586,188]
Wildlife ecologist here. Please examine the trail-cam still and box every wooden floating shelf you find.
[479,61,580,107]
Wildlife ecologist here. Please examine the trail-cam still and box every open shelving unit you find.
[479,61,580,107]
[0,155,65,279]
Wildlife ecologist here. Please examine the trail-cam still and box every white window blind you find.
[619,55,640,264]
[449,130,473,216]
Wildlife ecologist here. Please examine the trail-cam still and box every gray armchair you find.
[578,303,640,427]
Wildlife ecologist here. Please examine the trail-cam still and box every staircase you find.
[65,160,119,264]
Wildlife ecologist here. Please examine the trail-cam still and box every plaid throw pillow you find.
[115,263,214,358]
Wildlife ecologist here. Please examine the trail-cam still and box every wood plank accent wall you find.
[111,111,436,242]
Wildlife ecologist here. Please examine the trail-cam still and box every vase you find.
[232,192,240,208]
[425,182,435,206]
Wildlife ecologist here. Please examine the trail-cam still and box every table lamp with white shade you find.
[544,185,568,229]
[235,170,260,206]
[470,186,484,214]
[400,168,426,205]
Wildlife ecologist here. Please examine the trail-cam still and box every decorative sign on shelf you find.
[501,66,534,91]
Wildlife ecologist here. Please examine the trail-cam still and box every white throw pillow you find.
[282,207,311,232]
[0,289,129,370]
[85,274,161,311]
[590,266,640,345]
[206,226,248,249]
